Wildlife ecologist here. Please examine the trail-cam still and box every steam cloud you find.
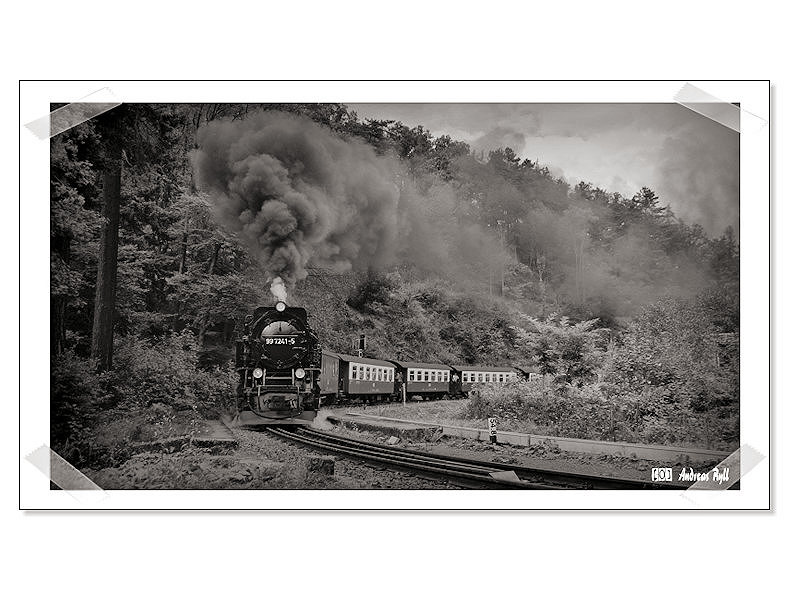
[270,276,288,302]
[192,111,403,286]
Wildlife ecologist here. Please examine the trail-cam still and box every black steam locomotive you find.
[233,302,322,426]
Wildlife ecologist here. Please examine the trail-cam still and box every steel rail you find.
[298,427,691,491]
[266,427,555,489]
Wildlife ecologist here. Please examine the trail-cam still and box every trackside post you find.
[488,417,498,445]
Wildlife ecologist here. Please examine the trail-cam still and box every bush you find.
[110,330,236,413]
[50,331,237,468]
[51,351,116,466]
[462,379,618,440]
[458,377,737,449]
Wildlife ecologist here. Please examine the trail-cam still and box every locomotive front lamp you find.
[275,301,286,312]
[295,368,306,379]
[253,367,264,379]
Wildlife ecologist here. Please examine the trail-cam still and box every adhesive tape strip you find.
[674,82,767,134]
[26,445,107,500]
[24,87,122,139]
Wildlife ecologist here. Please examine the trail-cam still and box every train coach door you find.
[449,370,461,397]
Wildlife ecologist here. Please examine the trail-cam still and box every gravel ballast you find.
[84,425,463,490]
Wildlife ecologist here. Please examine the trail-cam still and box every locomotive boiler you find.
[234,301,322,426]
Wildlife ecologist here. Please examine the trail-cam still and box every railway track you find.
[266,426,690,491]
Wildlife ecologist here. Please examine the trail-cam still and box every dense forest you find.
[51,103,739,464]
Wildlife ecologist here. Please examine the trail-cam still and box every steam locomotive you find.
[234,302,531,426]
[233,302,322,426]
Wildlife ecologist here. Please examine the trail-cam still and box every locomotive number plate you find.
[265,337,297,345]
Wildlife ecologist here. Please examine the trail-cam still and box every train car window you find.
[408,369,413,381]
[377,368,382,381]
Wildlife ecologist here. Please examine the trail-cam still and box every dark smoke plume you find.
[192,111,403,286]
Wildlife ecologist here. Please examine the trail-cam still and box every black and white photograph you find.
[25,84,767,507]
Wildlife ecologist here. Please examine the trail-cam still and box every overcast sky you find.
[348,103,739,237]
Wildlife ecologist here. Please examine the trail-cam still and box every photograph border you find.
[21,79,771,511]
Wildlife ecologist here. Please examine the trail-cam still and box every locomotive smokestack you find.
[270,276,287,303]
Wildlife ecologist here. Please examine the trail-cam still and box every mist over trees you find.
[50,102,740,458]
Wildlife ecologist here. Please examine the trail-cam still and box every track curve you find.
[266,426,690,490]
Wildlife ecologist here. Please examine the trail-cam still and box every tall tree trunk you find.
[50,235,70,356]
[197,242,221,347]
[90,141,122,372]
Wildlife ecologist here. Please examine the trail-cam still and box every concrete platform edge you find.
[342,412,731,462]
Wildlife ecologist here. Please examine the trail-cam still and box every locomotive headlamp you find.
[252,367,264,379]
[275,301,286,312]
[295,368,306,379]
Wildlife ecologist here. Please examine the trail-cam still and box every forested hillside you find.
[50,103,740,462]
